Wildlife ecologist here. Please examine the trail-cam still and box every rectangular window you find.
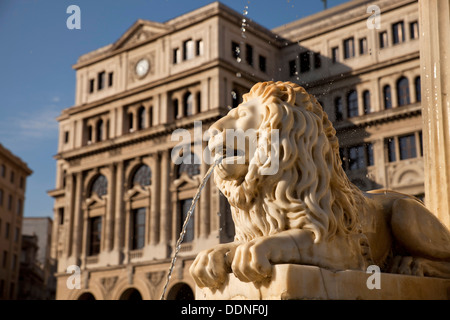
[399,134,417,160]
[179,199,194,243]
[331,47,339,63]
[379,31,388,48]
[410,21,419,39]
[245,44,253,66]
[343,37,355,59]
[58,207,64,225]
[16,199,21,215]
[64,131,69,144]
[11,255,17,271]
[289,60,297,77]
[7,195,12,211]
[132,208,146,250]
[232,41,240,60]
[392,21,405,44]
[419,131,423,156]
[173,48,180,64]
[386,138,396,162]
[0,189,3,206]
[19,177,24,189]
[183,39,194,61]
[359,37,368,55]
[2,251,7,268]
[313,52,321,69]
[299,51,311,73]
[97,71,105,91]
[108,72,113,87]
[89,79,95,94]
[5,223,9,239]
[196,39,204,56]
[259,55,266,72]
[349,145,365,170]
[10,171,14,184]
[88,217,102,256]
[366,143,374,166]
[14,228,19,243]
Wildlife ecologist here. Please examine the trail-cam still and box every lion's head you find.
[208,81,366,243]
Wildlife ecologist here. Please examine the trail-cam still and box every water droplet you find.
[236,57,241,63]
[230,91,236,99]
[236,72,241,78]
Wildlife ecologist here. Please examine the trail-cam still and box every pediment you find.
[113,20,168,50]
[173,173,201,190]
[85,194,106,208]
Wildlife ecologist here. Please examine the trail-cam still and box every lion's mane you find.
[215,81,367,243]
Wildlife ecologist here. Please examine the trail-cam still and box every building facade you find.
[19,217,56,299]
[49,0,424,300]
[0,144,32,300]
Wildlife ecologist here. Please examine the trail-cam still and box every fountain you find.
[189,81,450,300]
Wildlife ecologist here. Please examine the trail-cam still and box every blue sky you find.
[0,0,348,218]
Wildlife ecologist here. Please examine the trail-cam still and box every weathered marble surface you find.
[196,264,450,300]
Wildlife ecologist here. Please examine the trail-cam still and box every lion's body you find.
[190,81,450,288]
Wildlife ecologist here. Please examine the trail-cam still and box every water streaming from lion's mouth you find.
[160,156,223,300]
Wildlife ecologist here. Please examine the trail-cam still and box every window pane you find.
[289,60,297,77]
[379,31,388,48]
[397,77,410,106]
[332,47,339,63]
[232,41,240,60]
[349,145,365,170]
[132,208,146,250]
[386,138,396,162]
[399,134,416,160]
[363,90,371,114]
[384,85,392,109]
[90,175,107,197]
[344,37,355,59]
[137,107,145,130]
[259,55,266,72]
[335,97,343,121]
[359,38,367,55]
[97,71,105,90]
[410,21,419,39]
[89,217,102,256]
[347,90,358,117]
[393,21,405,44]
[415,76,421,102]
[183,39,194,60]
[366,143,374,166]
[180,199,194,243]
[177,153,200,178]
[299,51,310,73]
[314,52,321,69]
[132,165,151,187]
[245,44,253,66]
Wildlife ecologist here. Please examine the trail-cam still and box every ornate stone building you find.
[49,0,424,300]
[0,144,32,299]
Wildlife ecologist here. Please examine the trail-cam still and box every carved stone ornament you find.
[190,81,450,290]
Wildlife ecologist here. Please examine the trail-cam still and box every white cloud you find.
[0,104,60,145]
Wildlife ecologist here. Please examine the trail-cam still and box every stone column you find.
[104,164,116,252]
[200,146,210,238]
[71,172,83,264]
[159,150,171,244]
[113,161,124,252]
[63,173,74,259]
[419,0,450,227]
[150,153,161,245]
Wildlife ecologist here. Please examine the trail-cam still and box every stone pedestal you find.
[196,264,450,300]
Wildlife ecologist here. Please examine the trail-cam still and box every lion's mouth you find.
[209,138,249,181]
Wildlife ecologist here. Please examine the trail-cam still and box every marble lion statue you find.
[190,81,450,288]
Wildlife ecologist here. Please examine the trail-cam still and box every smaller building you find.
[0,143,32,300]
[19,217,56,299]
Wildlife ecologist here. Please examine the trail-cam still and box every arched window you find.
[177,153,200,178]
[90,175,107,198]
[347,90,358,118]
[137,106,145,130]
[383,85,392,109]
[183,92,194,116]
[334,97,343,121]
[132,164,151,187]
[363,90,371,114]
[96,119,103,142]
[397,77,410,106]
[415,76,421,102]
